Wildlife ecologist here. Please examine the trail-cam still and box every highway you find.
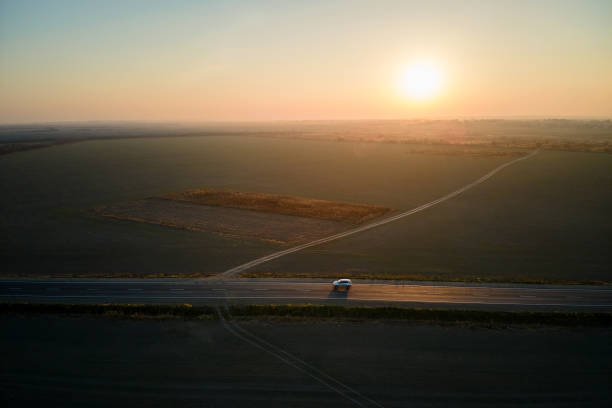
[2,278,611,311]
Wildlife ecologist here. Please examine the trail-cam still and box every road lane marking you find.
[220,150,540,277]
[2,294,610,308]
[3,280,612,295]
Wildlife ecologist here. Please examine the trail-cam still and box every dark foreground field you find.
[1,315,611,407]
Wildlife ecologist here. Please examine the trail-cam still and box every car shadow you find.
[327,288,350,299]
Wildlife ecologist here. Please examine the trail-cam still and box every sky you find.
[1,0,611,123]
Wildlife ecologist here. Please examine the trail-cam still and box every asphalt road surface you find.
[2,278,611,311]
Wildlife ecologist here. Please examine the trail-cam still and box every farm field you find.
[0,135,515,278]
[95,189,390,245]
[96,198,353,245]
[1,133,610,282]
[2,120,612,154]
[1,315,610,407]
[247,150,612,283]
[161,188,391,223]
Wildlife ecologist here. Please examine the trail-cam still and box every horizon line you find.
[2,115,612,126]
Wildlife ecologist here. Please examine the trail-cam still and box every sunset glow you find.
[0,1,611,122]
[397,62,443,101]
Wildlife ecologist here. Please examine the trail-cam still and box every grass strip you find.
[229,304,612,327]
[0,303,216,320]
[2,303,611,327]
[3,271,610,285]
[0,272,216,279]
[241,271,612,286]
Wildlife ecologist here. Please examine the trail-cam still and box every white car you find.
[332,279,352,290]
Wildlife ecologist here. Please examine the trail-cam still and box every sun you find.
[397,62,443,101]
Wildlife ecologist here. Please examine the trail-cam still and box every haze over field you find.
[1,0,611,123]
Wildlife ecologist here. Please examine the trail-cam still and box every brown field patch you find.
[160,188,391,224]
[95,198,363,245]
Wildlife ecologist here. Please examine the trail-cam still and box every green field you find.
[1,133,610,282]
[0,135,514,277]
[247,150,612,283]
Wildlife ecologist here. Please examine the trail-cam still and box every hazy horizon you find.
[2,115,612,128]
[1,114,612,125]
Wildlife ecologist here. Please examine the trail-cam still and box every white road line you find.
[220,150,540,277]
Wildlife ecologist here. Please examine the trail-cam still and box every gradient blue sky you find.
[1,0,611,122]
